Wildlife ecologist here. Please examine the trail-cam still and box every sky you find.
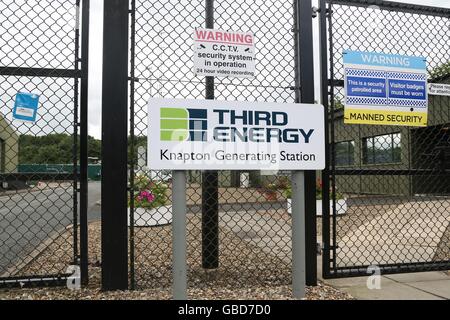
[86,0,450,139]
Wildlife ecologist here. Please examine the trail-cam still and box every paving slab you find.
[318,255,449,300]
[325,275,398,288]
[337,199,450,266]
[407,280,450,299]
[384,271,450,283]
[336,245,438,266]
[343,282,444,300]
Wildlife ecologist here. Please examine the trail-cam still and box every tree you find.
[19,134,102,164]
[429,61,450,82]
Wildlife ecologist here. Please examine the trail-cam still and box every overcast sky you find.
[87,0,450,139]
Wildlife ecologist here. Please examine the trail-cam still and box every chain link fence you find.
[129,0,302,290]
[0,0,87,286]
[323,0,450,277]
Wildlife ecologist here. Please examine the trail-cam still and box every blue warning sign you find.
[343,50,428,127]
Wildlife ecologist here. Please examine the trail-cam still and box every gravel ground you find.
[0,220,353,300]
[0,282,352,300]
[434,222,450,262]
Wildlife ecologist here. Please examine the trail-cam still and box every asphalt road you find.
[0,182,102,277]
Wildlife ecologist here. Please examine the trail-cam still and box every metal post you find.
[173,171,187,300]
[202,0,219,270]
[294,0,317,286]
[101,0,129,291]
[73,0,81,271]
[292,171,306,299]
[79,0,90,287]
[129,0,136,291]
[319,0,331,279]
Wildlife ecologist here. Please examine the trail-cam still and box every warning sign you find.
[193,28,256,79]
[428,83,450,96]
[343,50,428,127]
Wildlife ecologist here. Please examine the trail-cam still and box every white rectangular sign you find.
[148,98,325,171]
[428,83,450,96]
[193,28,256,79]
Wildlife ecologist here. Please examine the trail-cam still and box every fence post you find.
[292,171,306,298]
[319,0,331,279]
[173,171,188,300]
[202,0,219,270]
[101,0,129,291]
[79,0,90,287]
[294,0,318,286]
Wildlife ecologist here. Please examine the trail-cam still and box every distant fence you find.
[18,164,101,181]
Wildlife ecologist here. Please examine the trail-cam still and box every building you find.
[0,115,19,173]
[332,67,450,196]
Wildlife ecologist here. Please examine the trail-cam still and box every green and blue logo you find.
[160,108,208,142]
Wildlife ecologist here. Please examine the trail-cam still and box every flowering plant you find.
[129,174,169,209]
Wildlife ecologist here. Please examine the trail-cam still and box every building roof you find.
[0,114,19,140]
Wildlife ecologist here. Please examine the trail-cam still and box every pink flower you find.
[138,190,155,203]
[147,193,155,203]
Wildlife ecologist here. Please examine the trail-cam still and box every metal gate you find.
[321,0,450,278]
[128,0,315,291]
[0,0,89,287]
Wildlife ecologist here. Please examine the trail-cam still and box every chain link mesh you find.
[0,0,81,285]
[325,0,450,276]
[130,0,298,291]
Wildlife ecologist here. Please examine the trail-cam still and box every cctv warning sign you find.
[194,29,256,79]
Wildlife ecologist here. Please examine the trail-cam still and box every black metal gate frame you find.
[320,0,450,279]
[0,0,90,288]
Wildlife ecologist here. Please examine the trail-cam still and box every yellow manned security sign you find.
[343,50,428,127]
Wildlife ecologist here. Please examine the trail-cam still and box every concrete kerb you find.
[0,224,73,279]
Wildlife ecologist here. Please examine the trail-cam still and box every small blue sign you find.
[13,92,40,122]
[347,76,387,98]
[388,79,427,100]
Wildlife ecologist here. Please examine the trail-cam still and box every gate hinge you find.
[312,6,320,18]
[317,243,323,255]
[323,244,339,250]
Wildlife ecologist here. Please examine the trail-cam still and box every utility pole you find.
[202,0,220,270]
